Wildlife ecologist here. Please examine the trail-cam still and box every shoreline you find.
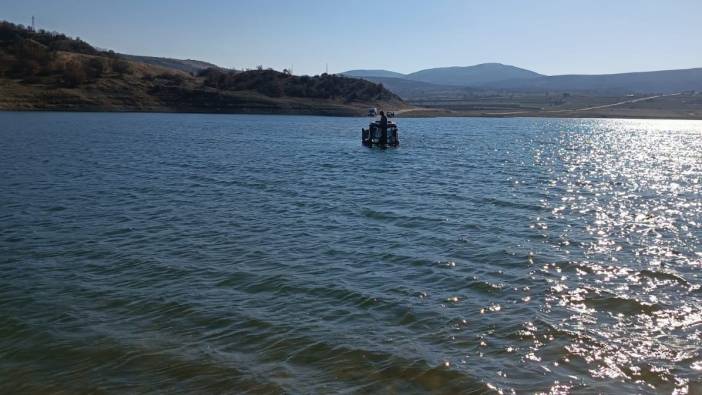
[398,109,702,120]
[2,107,701,121]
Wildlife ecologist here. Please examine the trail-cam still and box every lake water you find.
[1,112,701,394]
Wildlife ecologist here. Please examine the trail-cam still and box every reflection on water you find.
[530,119,702,394]
[0,114,700,393]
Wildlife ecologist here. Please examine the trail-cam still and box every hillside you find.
[0,21,404,115]
[120,54,221,74]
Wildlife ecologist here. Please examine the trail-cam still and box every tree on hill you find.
[0,21,97,55]
[86,57,107,79]
[61,60,87,87]
[196,68,401,102]
[109,58,131,75]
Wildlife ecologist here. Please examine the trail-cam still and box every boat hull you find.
[362,123,399,148]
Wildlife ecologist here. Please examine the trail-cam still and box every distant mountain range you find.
[490,68,702,94]
[343,63,702,97]
[344,63,542,87]
[411,63,542,86]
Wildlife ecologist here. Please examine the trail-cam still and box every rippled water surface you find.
[1,113,701,394]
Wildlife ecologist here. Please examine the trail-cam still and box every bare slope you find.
[119,54,221,75]
[343,69,407,79]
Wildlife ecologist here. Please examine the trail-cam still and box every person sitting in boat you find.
[379,110,388,145]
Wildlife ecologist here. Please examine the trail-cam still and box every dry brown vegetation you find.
[0,21,405,115]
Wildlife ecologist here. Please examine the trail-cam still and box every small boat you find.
[362,120,399,147]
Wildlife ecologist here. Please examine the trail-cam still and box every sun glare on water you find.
[521,118,702,394]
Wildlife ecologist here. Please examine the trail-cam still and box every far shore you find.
[397,108,702,120]
[398,91,702,120]
[4,90,701,120]
[2,106,701,120]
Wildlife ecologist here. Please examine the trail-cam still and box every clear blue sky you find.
[2,0,701,76]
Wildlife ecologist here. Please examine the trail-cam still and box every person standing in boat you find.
[378,110,388,145]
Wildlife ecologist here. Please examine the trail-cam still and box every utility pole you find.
[31,16,35,31]
[325,63,328,74]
